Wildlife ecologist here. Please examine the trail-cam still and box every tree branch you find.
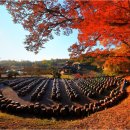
[113,2,130,12]
[109,21,129,27]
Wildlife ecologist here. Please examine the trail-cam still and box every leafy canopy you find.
[0,0,130,56]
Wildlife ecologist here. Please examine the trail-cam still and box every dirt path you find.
[1,86,30,105]
[71,81,94,105]
[19,79,44,102]
[40,79,55,106]
[59,79,73,106]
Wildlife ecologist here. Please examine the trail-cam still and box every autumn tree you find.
[0,0,79,53]
[0,0,130,74]
[0,0,129,52]
[103,44,130,75]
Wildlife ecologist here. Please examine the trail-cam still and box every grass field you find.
[61,74,74,79]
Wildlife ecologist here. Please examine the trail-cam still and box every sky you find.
[0,6,78,61]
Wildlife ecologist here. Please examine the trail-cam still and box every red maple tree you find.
[1,1,129,52]
[69,0,130,56]
[0,0,130,74]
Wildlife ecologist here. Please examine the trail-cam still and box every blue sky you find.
[0,6,78,61]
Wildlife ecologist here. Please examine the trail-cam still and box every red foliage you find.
[0,0,129,58]
[69,0,130,58]
[73,73,82,79]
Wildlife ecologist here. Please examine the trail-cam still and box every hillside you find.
[0,84,129,129]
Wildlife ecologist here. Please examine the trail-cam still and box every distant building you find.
[60,61,83,74]
[61,65,77,74]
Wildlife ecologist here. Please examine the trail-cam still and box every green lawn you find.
[61,74,74,79]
